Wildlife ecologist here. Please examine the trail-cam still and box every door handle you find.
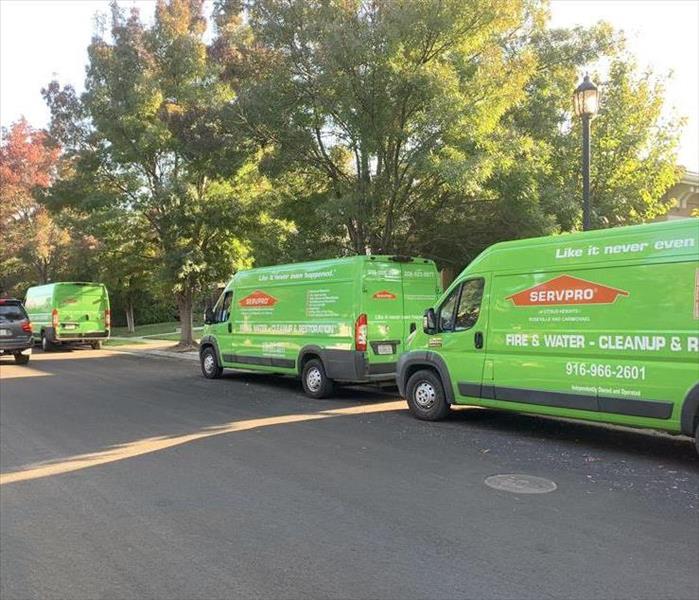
[227,322,232,333]
[474,331,484,349]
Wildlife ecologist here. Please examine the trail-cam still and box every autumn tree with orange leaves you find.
[0,119,71,295]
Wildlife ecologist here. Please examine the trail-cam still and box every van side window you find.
[438,285,461,332]
[214,291,233,323]
[454,278,484,331]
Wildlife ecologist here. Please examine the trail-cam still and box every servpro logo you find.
[239,290,278,308]
[373,290,397,300]
[507,275,629,306]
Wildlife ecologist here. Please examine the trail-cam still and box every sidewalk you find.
[108,338,199,362]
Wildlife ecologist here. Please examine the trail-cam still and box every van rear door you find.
[399,259,441,345]
[362,259,404,360]
[362,257,440,361]
[55,284,107,335]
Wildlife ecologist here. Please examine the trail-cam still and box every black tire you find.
[301,358,334,399]
[405,369,450,421]
[13,352,30,365]
[694,421,699,456]
[41,332,56,352]
[90,341,103,350]
[200,346,223,379]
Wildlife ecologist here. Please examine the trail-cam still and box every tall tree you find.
[224,0,545,254]
[44,0,268,346]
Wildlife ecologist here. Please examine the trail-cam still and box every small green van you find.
[200,255,440,397]
[24,283,111,351]
[396,219,699,452]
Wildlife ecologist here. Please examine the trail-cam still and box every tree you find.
[497,27,683,231]
[0,119,68,296]
[43,0,270,347]
[221,3,683,270]
[225,0,545,255]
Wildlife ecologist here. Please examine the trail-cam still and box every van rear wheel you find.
[302,359,334,399]
[406,369,450,421]
[41,332,56,352]
[694,422,699,456]
[90,341,102,350]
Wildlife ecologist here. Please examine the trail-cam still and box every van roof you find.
[26,282,106,292]
[466,219,699,275]
[248,255,434,269]
[235,255,434,275]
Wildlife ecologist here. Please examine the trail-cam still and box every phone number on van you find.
[565,362,646,380]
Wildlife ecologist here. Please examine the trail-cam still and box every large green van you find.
[200,255,440,397]
[24,283,111,351]
[396,220,699,452]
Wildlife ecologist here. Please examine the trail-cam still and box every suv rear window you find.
[0,304,28,322]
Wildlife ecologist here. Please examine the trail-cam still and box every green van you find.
[396,220,699,452]
[24,283,111,351]
[200,255,440,397]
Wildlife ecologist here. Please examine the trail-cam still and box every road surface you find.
[1,348,697,599]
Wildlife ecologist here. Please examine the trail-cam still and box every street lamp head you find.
[573,73,599,118]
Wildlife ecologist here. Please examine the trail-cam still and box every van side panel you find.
[24,285,53,339]
[224,259,358,372]
[484,258,698,433]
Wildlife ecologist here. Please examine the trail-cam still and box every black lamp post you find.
[573,74,599,230]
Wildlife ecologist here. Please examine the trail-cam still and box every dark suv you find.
[0,299,33,364]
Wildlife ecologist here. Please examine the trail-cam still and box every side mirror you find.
[423,308,437,335]
[204,306,215,325]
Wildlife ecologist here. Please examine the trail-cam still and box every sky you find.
[1,0,697,170]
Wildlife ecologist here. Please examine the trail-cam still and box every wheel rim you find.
[414,381,436,409]
[42,336,47,351]
[306,366,322,392]
[203,353,216,374]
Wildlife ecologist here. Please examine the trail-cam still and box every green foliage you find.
[42,0,285,344]
[232,0,545,255]
[213,0,683,271]
[5,0,682,305]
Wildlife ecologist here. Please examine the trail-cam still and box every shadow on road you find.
[443,406,698,465]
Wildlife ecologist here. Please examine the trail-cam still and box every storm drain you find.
[484,474,557,494]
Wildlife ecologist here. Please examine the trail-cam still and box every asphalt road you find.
[1,348,698,600]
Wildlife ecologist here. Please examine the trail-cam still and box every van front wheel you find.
[406,369,450,421]
[302,359,334,399]
[694,421,699,456]
[200,347,223,379]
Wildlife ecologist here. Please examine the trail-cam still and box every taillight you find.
[22,320,32,333]
[51,308,59,329]
[105,309,111,329]
[355,313,367,352]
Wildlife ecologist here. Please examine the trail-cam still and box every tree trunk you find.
[176,288,194,348]
[125,300,135,334]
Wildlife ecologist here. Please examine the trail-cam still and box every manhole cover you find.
[484,474,557,494]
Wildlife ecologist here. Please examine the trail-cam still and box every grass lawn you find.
[111,321,203,338]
